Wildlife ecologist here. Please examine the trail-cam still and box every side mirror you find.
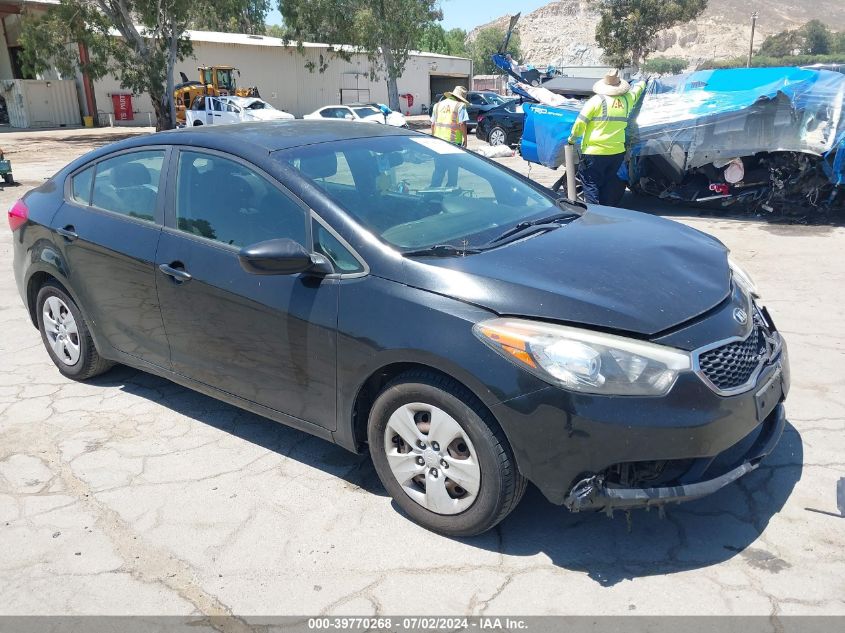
[344,114,354,120]
[238,238,333,276]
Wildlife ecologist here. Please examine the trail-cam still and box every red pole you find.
[77,41,97,125]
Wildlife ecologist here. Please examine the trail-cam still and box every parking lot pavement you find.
[1,127,844,616]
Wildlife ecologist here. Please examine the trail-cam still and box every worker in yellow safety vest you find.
[429,85,470,187]
[567,69,646,205]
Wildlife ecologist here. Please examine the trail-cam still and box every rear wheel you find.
[368,371,526,536]
[36,282,114,380]
[2,173,12,184]
[488,126,508,146]
[193,120,203,126]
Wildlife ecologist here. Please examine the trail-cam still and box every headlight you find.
[473,318,691,396]
[729,257,759,298]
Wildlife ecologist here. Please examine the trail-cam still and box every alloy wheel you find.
[42,296,81,366]
[383,403,481,515]
[489,128,506,146]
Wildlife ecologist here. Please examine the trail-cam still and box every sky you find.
[265,0,551,31]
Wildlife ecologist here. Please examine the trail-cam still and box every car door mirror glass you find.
[238,238,331,276]
[344,114,354,120]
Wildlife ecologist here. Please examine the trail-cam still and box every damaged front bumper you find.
[563,403,786,513]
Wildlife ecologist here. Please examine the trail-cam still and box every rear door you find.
[51,148,170,367]
[155,148,339,429]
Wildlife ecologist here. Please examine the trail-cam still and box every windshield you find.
[353,106,381,118]
[246,100,273,110]
[278,135,558,250]
[484,93,508,105]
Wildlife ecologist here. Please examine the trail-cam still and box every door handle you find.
[159,263,192,283]
[56,225,78,241]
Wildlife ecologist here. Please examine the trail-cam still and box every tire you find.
[36,281,114,380]
[488,126,508,147]
[368,370,526,536]
[3,173,12,184]
[193,120,203,126]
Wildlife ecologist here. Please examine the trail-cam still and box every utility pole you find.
[747,11,759,68]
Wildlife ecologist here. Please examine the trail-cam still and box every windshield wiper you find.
[487,211,578,246]
[403,244,482,257]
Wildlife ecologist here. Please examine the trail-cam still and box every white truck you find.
[185,96,295,126]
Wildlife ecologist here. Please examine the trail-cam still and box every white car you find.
[185,95,295,126]
[303,103,408,127]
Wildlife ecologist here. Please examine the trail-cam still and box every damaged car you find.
[10,122,789,536]
[519,66,845,218]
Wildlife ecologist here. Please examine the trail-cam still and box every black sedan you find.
[476,100,525,146]
[9,121,789,536]
[433,91,513,129]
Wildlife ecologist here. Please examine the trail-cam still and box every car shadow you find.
[91,366,802,586]
[88,365,387,497]
[466,420,803,586]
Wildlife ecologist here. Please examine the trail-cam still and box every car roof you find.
[79,120,416,164]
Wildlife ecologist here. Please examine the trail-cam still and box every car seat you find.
[111,162,157,220]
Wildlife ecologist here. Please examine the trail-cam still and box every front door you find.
[51,149,170,367]
[155,148,338,429]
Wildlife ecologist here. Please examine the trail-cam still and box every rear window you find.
[70,166,94,205]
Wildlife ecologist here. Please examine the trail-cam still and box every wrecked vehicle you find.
[520,66,845,218]
[630,67,845,217]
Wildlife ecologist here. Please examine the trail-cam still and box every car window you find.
[191,96,206,111]
[209,98,224,112]
[321,108,346,119]
[225,102,240,113]
[71,166,94,205]
[90,151,163,222]
[313,219,363,273]
[353,107,380,118]
[175,151,307,249]
[282,136,555,250]
[469,94,485,105]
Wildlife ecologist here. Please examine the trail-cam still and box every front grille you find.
[698,326,765,392]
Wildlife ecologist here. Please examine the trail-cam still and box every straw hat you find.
[593,69,631,96]
[444,85,470,104]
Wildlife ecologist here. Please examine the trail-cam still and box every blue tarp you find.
[519,67,845,185]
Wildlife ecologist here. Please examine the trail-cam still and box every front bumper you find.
[563,402,785,512]
[490,348,789,507]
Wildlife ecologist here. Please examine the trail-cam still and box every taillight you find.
[8,199,28,232]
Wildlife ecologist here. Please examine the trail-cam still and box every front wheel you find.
[368,371,526,536]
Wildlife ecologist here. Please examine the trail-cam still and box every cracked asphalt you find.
[0,127,843,616]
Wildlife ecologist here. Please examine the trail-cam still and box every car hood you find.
[246,109,294,121]
[399,206,730,336]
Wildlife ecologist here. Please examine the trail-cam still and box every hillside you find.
[468,0,845,68]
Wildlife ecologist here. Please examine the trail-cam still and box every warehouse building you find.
[0,1,472,128]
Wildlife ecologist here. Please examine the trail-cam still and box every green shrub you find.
[643,56,688,74]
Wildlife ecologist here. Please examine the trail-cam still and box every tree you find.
[20,1,269,131]
[802,20,832,55]
[467,27,521,75]
[642,56,687,74]
[265,23,286,39]
[833,32,845,55]
[190,0,270,35]
[416,24,469,57]
[595,0,708,69]
[278,0,441,110]
[758,29,803,58]
[445,28,469,58]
